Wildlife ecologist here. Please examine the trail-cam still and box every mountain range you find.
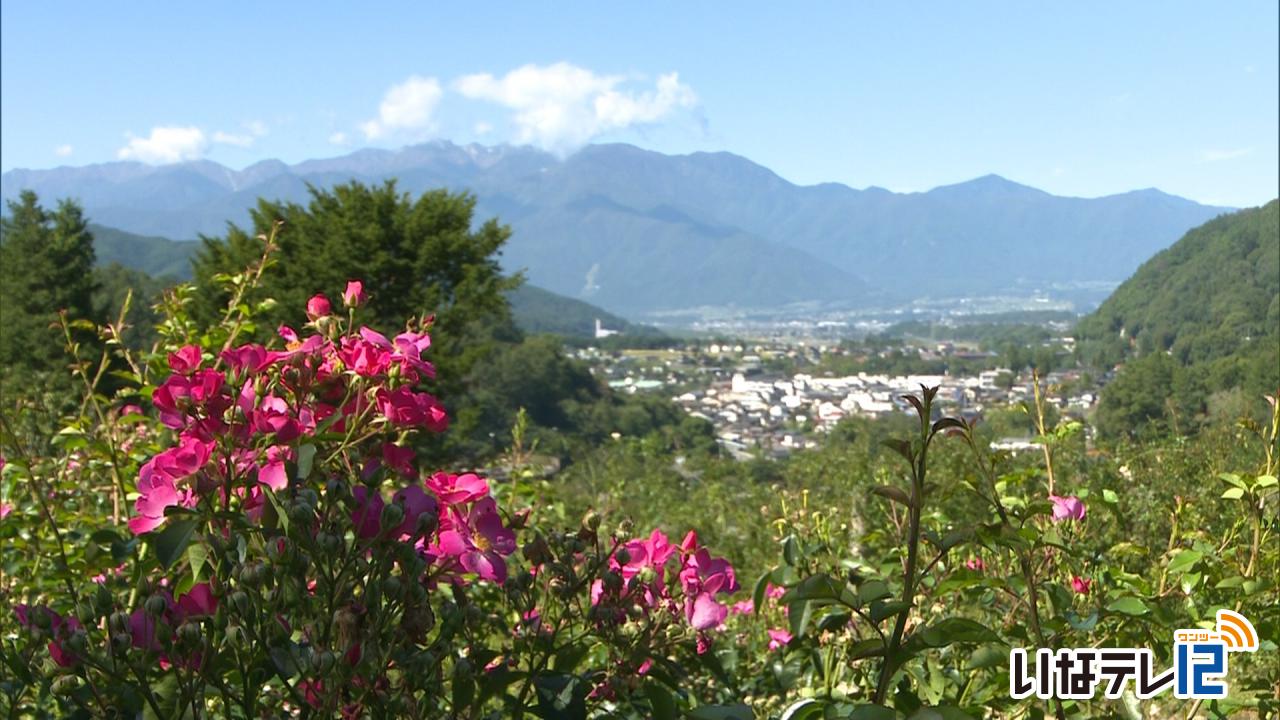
[2,142,1234,315]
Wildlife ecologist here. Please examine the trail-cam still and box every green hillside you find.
[90,223,198,279]
[1077,200,1279,435]
[505,283,661,338]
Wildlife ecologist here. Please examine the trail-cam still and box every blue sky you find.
[2,2,1276,207]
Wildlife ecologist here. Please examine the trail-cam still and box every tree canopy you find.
[0,191,98,399]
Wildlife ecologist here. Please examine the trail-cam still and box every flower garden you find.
[1,239,1276,719]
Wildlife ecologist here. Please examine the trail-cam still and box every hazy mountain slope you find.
[500,196,863,312]
[79,223,644,336]
[505,284,659,338]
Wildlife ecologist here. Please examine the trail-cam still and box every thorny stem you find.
[1031,370,1055,495]
[873,388,934,706]
[59,302,133,525]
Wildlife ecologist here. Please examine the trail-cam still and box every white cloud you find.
[1201,147,1253,162]
[328,131,350,145]
[117,126,208,163]
[211,121,268,148]
[454,62,697,153]
[212,130,254,147]
[473,121,493,136]
[54,144,73,157]
[361,75,443,140]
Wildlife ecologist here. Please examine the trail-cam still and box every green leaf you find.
[882,438,914,463]
[780,699,825,720]
[1221,487,1245,499]
[1066,610,1098,632]
[91,529,123,544]
[930,417,967,436]
[265,488,290,533]
[644,681,677,720]
[452,663,476,713]
[858,579,893,605]
[153,519,198,570]
[1219,473,1248,489]
[966,643,1007,669]
[783,535,801,566]
[1255,475,1278,488]
[872,484,913,507]
[173,571,196,597]
[849,638,886,659]
[752,571,771,615]
[913,618,999,646]
[782,573,843,603]
[1102,489,1119,504]
[187,543,209,580]
[296,444,317,479]
[870,599,910,624]
[1166,549,1203,575]
[141,674,184,720]
[1107,597,1150,616]
[788,599,815,638]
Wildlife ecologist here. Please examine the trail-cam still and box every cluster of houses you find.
[577,341,1097,460]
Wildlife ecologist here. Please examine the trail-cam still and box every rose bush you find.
[0,238,749,719]
[1,232,1276,719]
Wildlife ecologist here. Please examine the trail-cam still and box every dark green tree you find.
[0,191,98,399]
[192,180,521,395]
[92,262,169,352]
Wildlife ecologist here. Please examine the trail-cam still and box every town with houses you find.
[574,333,1096,460]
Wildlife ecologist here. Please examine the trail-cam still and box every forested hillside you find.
[90,223,198,279]
[1078,200,1279,435]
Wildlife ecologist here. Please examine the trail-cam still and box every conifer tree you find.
[0,191,98,399]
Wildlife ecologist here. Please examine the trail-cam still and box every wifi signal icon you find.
[1216,610,1259,652]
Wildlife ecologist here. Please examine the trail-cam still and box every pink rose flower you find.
[1071,576,1092,595]
[168,345,203,374]
[376,386,448,432]
[1049,494,1087,522]
[436,497,516,584]
[426,472,488,505]
[343,280,367,308]
[306,293,332,320]
[767,628,793,650]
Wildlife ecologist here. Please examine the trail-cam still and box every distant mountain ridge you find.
[2,142,1232,313]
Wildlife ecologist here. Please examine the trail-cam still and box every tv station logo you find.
[1010,610,1260,700]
